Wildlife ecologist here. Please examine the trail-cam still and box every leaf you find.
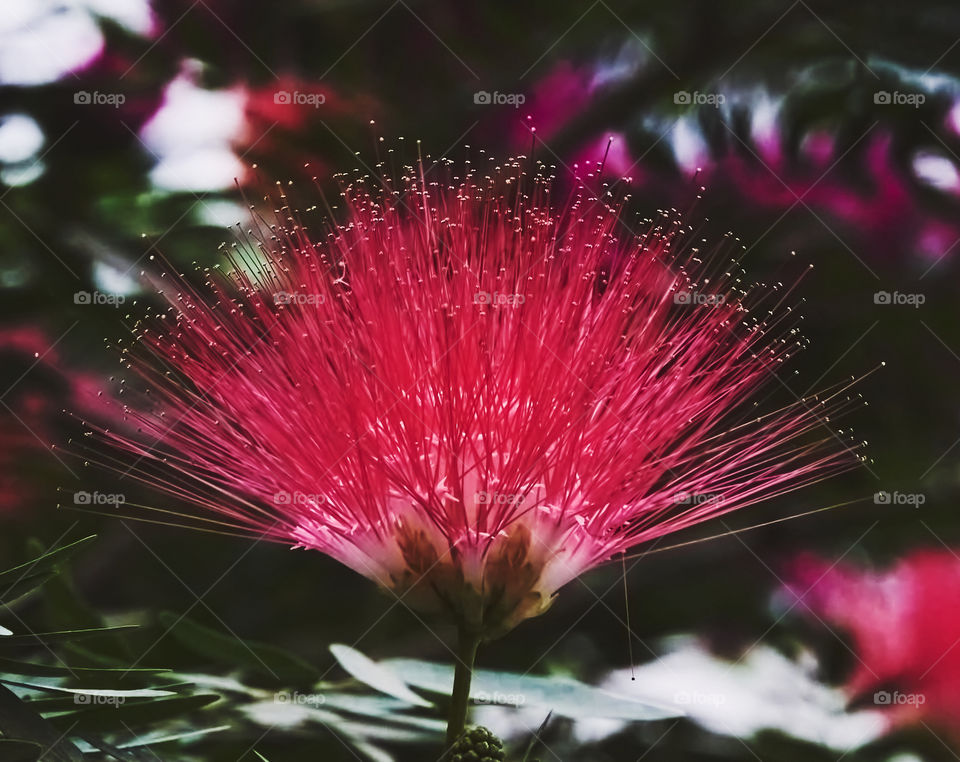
[0,683,84,762]
[320,693,443,730]
[0,657,167,683]
[352,740,395,762]
[0,537,96,598]
[0,739,44,762]
[40,552,104,632]
[158,612,320,684]
[0,573,56,607]
[113,725,229,749]
[48,694,220,733]
[383,659,682,721]
[0,678,175,699]
[523,712,552,761]
[0,626,138,648]
[329,645,432,708]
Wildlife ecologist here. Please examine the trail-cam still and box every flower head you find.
[88,157,862,637]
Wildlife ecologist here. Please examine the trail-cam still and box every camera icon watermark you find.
[274,691,326,706]
[873,490,926,507]
[74,694,125,707]
[674,90,725,108]
[873,290,925,308]
[475,491,525,505]
[273,90,326,108]
[74,290,125,307]
[674,690,726,706]
[273,491,329,506]
[673,491,721,505]
[74,91,125,108]
[874,90,925,108]
[473,90,526,108]
[274,291,325,305]
[474,291,525,307]
[874,690,925,706]
[674,291,725,306]
[474,690,525,707]
[73,491,126,507]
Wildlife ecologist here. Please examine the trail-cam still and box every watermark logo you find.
[274,90,325,108]
[74,290,125,307]
[674,90,725,107]
[675,690,726,706]
[874,690,925,706]
[474,90,526,108]
[74,90,125,108]
[874,91,925,108]
[474,690,525,707]
[75,694,125,707]
[273,491,329,506]
[475,491,525,505]
[674,291,725,306]
[274,691,326,706]
[274,291,325,306]
[873,290,925,308]
[674,492,721,505]
[74,491,125,507]
[874,490,925,507]
[474,291,525,307]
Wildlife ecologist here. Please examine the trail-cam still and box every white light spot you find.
[93,260,139,297]
[0,3,103,85]
[141,72,247,191]
[0,114,44,163]
[671,118,710,175]
[913,151,960,193]
[0,161,45,187]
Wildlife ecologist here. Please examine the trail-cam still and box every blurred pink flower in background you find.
[510,61,637,179]
[509,56,960,266]
[0,327,110,514]
[783,550,960,737]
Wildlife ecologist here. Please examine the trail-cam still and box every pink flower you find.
[510,62,638,180]
[92,161,860,636]
[783,550,960,734]
[0,327,111,514]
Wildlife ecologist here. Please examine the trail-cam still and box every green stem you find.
[446,626,481,748]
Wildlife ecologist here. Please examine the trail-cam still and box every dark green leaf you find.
[0,657,167,683]
[0,573,56,607]
[0,739,44,762]
[48,694,220,733]
[158,612,320,684]
[0,626,138,649]
[0,683,84,762]
[0,537,96,592]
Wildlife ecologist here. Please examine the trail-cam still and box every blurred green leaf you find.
[0,684,83,762]
[329,644,432,708]
[48,694,220,733]
[0,678,174,699]
[0,739,43,762]
[158,612,321,684]
[0,537,96,596]
[384,658,681,721]
[0,658,166,683]
[0,626,138,649]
